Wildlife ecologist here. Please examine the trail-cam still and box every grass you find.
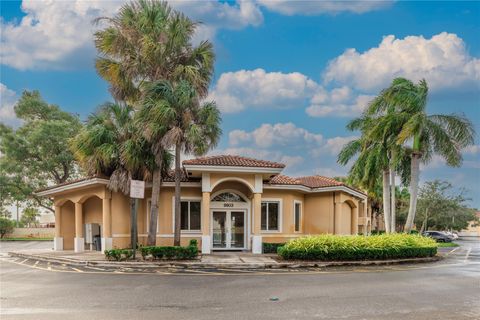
[437,242,459,247]
[0,237,53,241]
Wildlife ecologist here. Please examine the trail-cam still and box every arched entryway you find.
[210,181,252,250]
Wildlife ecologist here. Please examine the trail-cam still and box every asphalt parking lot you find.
[1,239,479,320]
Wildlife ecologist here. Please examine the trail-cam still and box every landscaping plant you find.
[278,234,437,261]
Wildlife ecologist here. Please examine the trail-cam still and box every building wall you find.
[304,192,334,234]
[60,201,75,250]
[52,179,366,250]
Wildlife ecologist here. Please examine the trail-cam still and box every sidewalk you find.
[7,249,442,270]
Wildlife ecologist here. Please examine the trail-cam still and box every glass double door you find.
[212,211,245,249]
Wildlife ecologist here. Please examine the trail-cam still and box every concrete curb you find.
[8,251,443,270]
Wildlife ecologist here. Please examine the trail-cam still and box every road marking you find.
[19,259,28,264]
[71,267,84,273]
[34,261,39,266]
[463,248,472,264]
[85,266,106,271]
[444,247,460,256]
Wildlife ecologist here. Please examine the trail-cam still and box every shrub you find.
[262,242,285,254]
[139,239,199,260]
[104,249,133,261]
[0,218,15,238]
[278,234,437,261]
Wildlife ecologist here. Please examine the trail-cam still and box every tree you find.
[139,80,221,246]
[72,103,155,252]
[94,0,215,245]
[338,110,410,233]
[366,78,475,232]
[415,180,476,232]
[20,207,40,228]
[1,91,81,213]
[0,218,15,238]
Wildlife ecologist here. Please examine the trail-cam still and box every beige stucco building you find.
[37,155,370,254]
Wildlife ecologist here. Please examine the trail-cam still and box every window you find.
[180,200,201,231]
[261,201,279,231]
[294,201,301,232]
[211,192,246,202]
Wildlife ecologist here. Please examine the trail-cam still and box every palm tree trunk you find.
[173,142,182,246]
[147,167,162,246]
[390,169,396,233]
[129,197,137,256]
[382,169,391,233]
[405,152,421,232]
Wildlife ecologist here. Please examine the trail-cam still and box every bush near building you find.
[104,240,199,261]
[278,234,437,261]
[0,218,15,238]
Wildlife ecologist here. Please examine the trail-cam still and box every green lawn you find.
[437,242,459,247]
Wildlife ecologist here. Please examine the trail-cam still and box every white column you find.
[54,205,63,251]
[74,202,84,252]
[102,197,112,251]
[201,191,211,254]
[252,193,262,254]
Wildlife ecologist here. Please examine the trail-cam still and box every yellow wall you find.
[52,179,366,250]
[60,201,75,250]
[304,192,334,234]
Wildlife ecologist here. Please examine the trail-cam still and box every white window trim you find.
[145,198,160,233]
[171,196,202,233]
[293,200,302,233]
[260,198,283,233]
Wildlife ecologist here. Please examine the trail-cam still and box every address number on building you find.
[223,203,234,207]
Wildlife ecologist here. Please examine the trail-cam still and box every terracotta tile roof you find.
[297,176,344,188]
[35,175,106,193]
[267,174,364,195]
[183,155,285,169]
[163,170,200,183]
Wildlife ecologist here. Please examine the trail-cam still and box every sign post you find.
[130,180,145,259]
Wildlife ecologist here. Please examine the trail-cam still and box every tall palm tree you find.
[139,80,221,245]
[94,0,215,245]
[370,78,475,232]
[71,103,155,251]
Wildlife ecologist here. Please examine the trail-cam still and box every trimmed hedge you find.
[104,248,134,261]
[140,239,198,260]
[262,242,285,254]
[278,234,437,261]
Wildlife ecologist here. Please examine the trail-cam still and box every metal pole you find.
[133,198,138,259]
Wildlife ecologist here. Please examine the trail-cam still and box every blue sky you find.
[1,1,479,207]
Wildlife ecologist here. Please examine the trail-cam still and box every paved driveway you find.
[0,239,479,320]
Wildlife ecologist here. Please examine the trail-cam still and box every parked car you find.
[423,231,453,242]
[444,231,459,240]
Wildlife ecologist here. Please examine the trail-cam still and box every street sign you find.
[130,180,145,199]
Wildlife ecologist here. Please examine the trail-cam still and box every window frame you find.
[260,198,282,233]
[171,197,202,234]
[293,200,302,233]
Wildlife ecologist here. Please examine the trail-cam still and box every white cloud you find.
[257,0,392,15]
[463,145,480,155]
[322,136,359,156]
[306,86,374,117]
[1,0,263,70]
[228,122,323,148]
[324,32,480,91]
[208,68,318,113]
[0,83,21,127]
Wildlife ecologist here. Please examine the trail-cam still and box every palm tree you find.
[72,103,155,252]
[139,80,221,245]
[94,0,215,245]
[365,78,475,232]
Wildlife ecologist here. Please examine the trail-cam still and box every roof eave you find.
[183,164,284,174]
[35,178,110,197]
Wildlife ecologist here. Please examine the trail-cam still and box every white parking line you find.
[463,248,472,264]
